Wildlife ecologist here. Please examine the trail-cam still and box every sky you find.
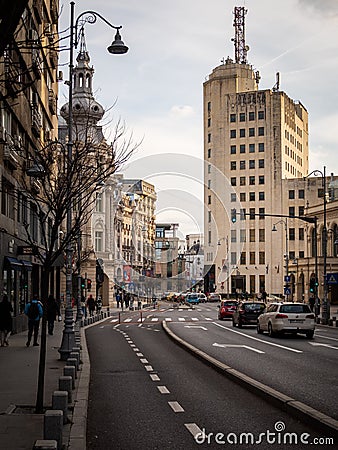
[58,0,338,239]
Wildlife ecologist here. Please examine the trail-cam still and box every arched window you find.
[333,224,338,258]
[86,74,91,89]
[79,73,84,87]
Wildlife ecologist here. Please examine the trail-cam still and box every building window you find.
[95,231,103,252]
[259,207,265,219]
[231,193,237,202]
[258,159,264,168]
[258,127,264,136]
[239,113,245,122]
[249,229,255,242]
[240,229,246,242]
[249,208,255,220]
[230,145,236,154]
[230,129,236,138]
[240,144,246,153]
[289,190,295,199]
[289,228,295,241]
[231,252,237,265]
[208,101,211,112]
[240,192,246,202]
[240,208,246,220]
[258,175,265,185]
[258,142,265,152]
[259,229,265,242]
[231,161,237,170]
[249,111,255,121]
[249,176,255,185]
[299,189,304,199]
[259,252,265,264]
[208,231,212,244]
[299,251,304,258]
[258,110,265,120]
[240,252,246,265]
[240,128,245,138]
[240,161,246,170]
[30,203,38,242]
[289,206,295,217]
[259,191,265,201]
[249,127,255,137]
[95,193,103,212]
[231,177,236,186]
[230,113,236,123]
[208,118,211,127]
[231,229,237,243]
[208,211,211,223]
[249,160,255,169]
[1,178,15,220]
[250,252,255,265]
[208,133,211,143]
[299,228,304,240]
[249,143,255,153]
[240,177,246,186]
[249,192,255,201]
[208,195,211,204]
[207,148,211,158]
[208,164,211,173]
[208,179,211,189]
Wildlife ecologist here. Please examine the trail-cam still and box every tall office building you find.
[203,7,311,297]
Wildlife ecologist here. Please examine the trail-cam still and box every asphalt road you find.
[85,312,333,449]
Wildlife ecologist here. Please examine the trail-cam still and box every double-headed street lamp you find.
[305,166,329,324]
[272,219,289,300]
[59,1,128,360]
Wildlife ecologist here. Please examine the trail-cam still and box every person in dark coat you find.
[87,294,96,316]
[0,294,13,346]
[24,295,43,347]
[46,294,60,335]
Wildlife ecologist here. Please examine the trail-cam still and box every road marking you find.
[110,319,118,323]
[185,423,203,439]
[145,365,153,371]
[137,318,145,322]
[205,317,213,321]
[309,342,338,350]
[213,322,303,353]
[130,344,136,348]
[165,318,172,321]
[151,318,159,322]
[133,348,140,352]
[150,374,160,381]
[168,401,184,413]
[315,334,338,342]
[178,318,186,321]
[136,353,143,357]
[213,343,265,354]
[140,358,149,364]
[157,386,170,394]
[178,309,184,311]
[192,318,199,321]
[168,309,174,311]
[124,318,132,323]
[185,326,208,331]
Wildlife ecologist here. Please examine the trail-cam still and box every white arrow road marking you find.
[213,343,265,354]
[309,342,338,350]
[184,325,208,331]
[213,322,303,353]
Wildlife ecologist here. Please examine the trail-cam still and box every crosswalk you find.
[110,315,216,324]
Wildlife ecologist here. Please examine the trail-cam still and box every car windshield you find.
[188,294,198,299]
[280,304,311,314]
[224,302,237,306]
[244,303,265,311]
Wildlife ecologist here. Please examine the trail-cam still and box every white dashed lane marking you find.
[157,386,170,394]
[185,423,203,439]
[140,358,149,364]
[168,401,184,413]
[150,374,160,381]
[145,365,153,372]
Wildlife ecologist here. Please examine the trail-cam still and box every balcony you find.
[31,106,42,136]
[2,143,20,170]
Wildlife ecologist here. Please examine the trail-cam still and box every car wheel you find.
[257,323,263,334]
[268,322,275,337]
[306,330,314,339]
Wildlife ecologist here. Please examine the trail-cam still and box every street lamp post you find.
[59,1,128,360]
[218,237,230,298]
[305,166,329,324]
[272,219,289,300]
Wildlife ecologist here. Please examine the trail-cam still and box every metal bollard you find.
[63,366,75,388]
[44,410,63,450]
[33,440,57,450]
[58,376,72,403]
[52,391,68,424]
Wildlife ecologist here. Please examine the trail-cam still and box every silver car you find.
[257,302,315,338]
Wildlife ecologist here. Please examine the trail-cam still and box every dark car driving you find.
[232,301,266,328]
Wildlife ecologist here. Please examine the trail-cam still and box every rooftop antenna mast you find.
[232,6,248,64]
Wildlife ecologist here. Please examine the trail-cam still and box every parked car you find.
[232,301,266,327]
[257,302,315,338]
[208,293,221,302]
[218,300,238,320]
[198,293,207,303]
[186,293,199,305]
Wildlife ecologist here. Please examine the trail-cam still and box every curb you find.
[162,321,338,439]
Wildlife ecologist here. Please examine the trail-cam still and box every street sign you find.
[284,275,291,283]
[284,287,291,295]
[17,245,38,255]
[326,273,338,285]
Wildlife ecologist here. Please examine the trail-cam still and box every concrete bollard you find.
[33,441,57,450]
[67,356,79,371]
[70,351,80,367]
[63,365,76,387]
[52,391,68,424]
[58,376,72,403]
[44,410,63,450]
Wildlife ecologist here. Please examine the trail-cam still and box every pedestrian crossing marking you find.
[151,318,159,322]
[178,318,186,321]
[124,318,132,322]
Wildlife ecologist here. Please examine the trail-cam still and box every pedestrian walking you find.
[261,290,267,303]
[87,294,96,316]
[0,294,13,346]
[116,292,121,308]
[46,294,60,335]
[81,295,87,318]
[24,295,43,347]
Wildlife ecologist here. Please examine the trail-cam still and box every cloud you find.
[169,105,195,118]
[298,0,338,17]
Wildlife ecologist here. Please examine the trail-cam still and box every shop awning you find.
[4,257,23,271]
[20,260,33,271]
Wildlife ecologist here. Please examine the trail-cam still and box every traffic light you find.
[87,279,92,291]
[309,277,315,293]
[231,208,237,223]
[81,277,86,289]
